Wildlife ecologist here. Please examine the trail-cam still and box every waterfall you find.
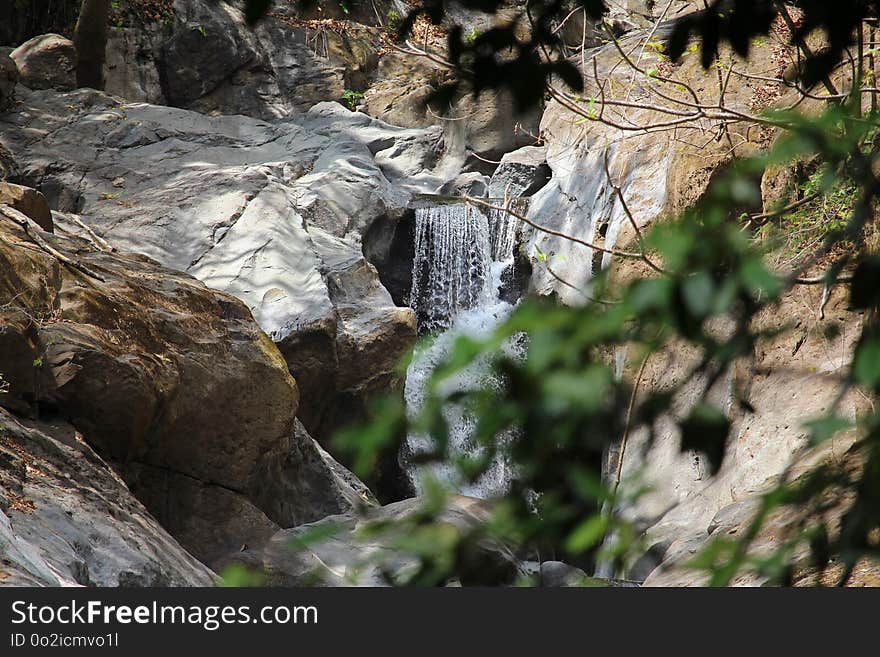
[405,201,521,498]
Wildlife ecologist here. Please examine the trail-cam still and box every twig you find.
[0,204,105,282]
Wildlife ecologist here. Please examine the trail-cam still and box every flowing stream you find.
[404,202,521,498]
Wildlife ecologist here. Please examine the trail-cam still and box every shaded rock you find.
[0,51,17,111]
[363,51,541,172]
[539,561,590,586]
[0,183,53,231]
[10,34,76,91]
[0,215,374,563]
[0,409,216,586]
[437,172,489,198]
[0,143,16,182]
[222,496,523,586]
[101,0,387,120]
[488,145,551,198]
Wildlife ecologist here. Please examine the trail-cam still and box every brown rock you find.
[0,215,373,563]
[10,34,77,91]
[0,183,53,232]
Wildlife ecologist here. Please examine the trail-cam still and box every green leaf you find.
[682,272,715,318]
[565,514,609,553]
[853,337,880,390]
[804,415,853,446]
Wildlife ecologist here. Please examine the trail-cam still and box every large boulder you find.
[0,409,216,586]
[10,34,76,91]
[0,90,441,483]
[0,211,373,565]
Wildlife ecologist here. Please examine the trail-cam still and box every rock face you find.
[487,145,551,198]
[0,89,433,467]
[222,496,523,586]
[0,409,216,586]
[0,207,373,566]
[626,285,869,586]
[10,34,76,91]
[363,51,543,176]
[99,0,388,120]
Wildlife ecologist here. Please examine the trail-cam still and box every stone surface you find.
[0,213,373,564]
[0,408,216,586]
[363,51,542,174]
[436,171,490,198]
[0,51,17,111]
[0,89,440,460]
[222,496,524,586]
[0,182,52,231]
[100,0,388,120]
[10,34,76,91]
[487,145,551,198]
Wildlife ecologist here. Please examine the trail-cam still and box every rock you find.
[0,183,53,231]
[0,409,216,586]
[488,145,551,198]
[0,143,16,181]
[160,1,261,107]
[437,172,490,197]
[364,51,541,173]
[99,0,387,119]
[0,89,435,486]
[10,34,77,91]
[222,496,524,586]
[539,561,590,586]
[0,215,374,564]
[0,51,17,111]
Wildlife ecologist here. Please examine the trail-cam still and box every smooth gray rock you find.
[437,172,490,198]
[0,90,433,483]
[10,34,76,91]
[488,145,551,198]
[0,409,216,586]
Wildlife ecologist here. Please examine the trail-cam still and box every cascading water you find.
[404,201,522,498]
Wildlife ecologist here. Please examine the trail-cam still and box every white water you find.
[405,202,521,498]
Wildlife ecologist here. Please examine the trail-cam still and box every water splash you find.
[405,201,521,498]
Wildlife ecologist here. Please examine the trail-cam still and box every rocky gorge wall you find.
[0,0,876,586]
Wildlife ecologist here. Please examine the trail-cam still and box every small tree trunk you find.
[73,0,112,90]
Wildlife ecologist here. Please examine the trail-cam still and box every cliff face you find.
[0,1,874,585]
